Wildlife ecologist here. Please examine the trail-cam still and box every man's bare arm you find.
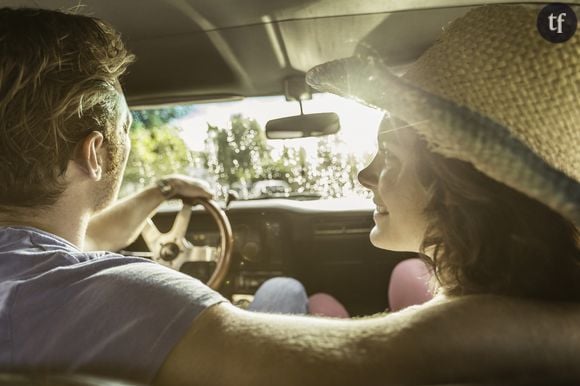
[84,185,165,251]
[84,175,212,252]
[155,296,580,386]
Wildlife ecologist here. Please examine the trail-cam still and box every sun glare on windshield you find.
[122,93,382,202]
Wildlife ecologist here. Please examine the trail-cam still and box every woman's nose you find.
[358,153,379,189]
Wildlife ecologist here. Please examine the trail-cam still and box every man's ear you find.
[74,131,105,181]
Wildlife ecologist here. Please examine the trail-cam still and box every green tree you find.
[122,106,368,200]
[202,114,271,188]
[120,107,197,197]
[200,113,365,199]
[261,146,315,193]
[312,135,364,198]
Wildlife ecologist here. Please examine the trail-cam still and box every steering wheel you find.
[140,197,234,290]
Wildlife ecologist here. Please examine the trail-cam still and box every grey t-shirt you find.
[0,226,227,383]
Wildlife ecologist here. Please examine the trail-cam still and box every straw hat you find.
[306,5,580,225]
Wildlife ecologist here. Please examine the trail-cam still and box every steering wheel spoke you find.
[142,218,162,251]
[170,203,192,239]
[162,245,217,270]
[184,245,218,263]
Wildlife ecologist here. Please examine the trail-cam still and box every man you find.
[1,7,579,386]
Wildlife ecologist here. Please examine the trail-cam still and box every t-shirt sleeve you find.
[11,259,228,383]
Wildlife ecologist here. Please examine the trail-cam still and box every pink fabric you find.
[388,258,433,312]
[308,293,350,318]
[307,258,433,318]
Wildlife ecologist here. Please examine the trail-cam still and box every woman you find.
[309,4,580,301]
[356,114,579,300]
[253,4,580,314]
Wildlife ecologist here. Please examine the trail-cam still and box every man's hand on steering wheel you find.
[85,175,213,253]
[158,174,214,201]
[142,174,234,290]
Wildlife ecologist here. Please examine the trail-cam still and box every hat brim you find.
[306,56,580,225]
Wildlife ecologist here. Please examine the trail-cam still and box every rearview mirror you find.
[265,112,340,139]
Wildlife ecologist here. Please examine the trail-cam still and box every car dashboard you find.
[126,198,413,316]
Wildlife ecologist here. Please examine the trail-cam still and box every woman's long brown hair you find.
[414,136,580,300]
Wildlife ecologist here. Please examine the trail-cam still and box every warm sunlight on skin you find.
[358,123,429,252]
[175,93,383,162]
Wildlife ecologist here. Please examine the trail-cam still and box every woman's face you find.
[358,117,429,252]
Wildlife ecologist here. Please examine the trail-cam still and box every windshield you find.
[122,93,383,201]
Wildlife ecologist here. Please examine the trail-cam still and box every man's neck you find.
[0,201,91,250]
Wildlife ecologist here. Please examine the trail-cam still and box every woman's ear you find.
[74,131,105,181]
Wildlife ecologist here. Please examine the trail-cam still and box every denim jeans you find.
[248,277,308,314]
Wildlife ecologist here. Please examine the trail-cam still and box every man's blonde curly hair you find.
[0,8,135,209]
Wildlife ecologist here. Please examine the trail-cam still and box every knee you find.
[257,277,307,299]
[308,293,350,318]
[249,277,308,314]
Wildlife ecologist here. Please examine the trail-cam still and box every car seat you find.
[308,257,434,317]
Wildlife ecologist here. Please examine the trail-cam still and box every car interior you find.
[2,0,576,385]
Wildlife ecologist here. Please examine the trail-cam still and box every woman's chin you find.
[369,226,418,252]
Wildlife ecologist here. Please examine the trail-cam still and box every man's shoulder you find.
[0,225,151,279]
[0,225,226,321]
[1,228,227,384]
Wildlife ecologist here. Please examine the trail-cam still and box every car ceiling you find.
[3,0,558,106]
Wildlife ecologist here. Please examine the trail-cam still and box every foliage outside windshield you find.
[121,94,382,201]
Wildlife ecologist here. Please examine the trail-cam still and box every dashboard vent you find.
[313,217,373,237]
